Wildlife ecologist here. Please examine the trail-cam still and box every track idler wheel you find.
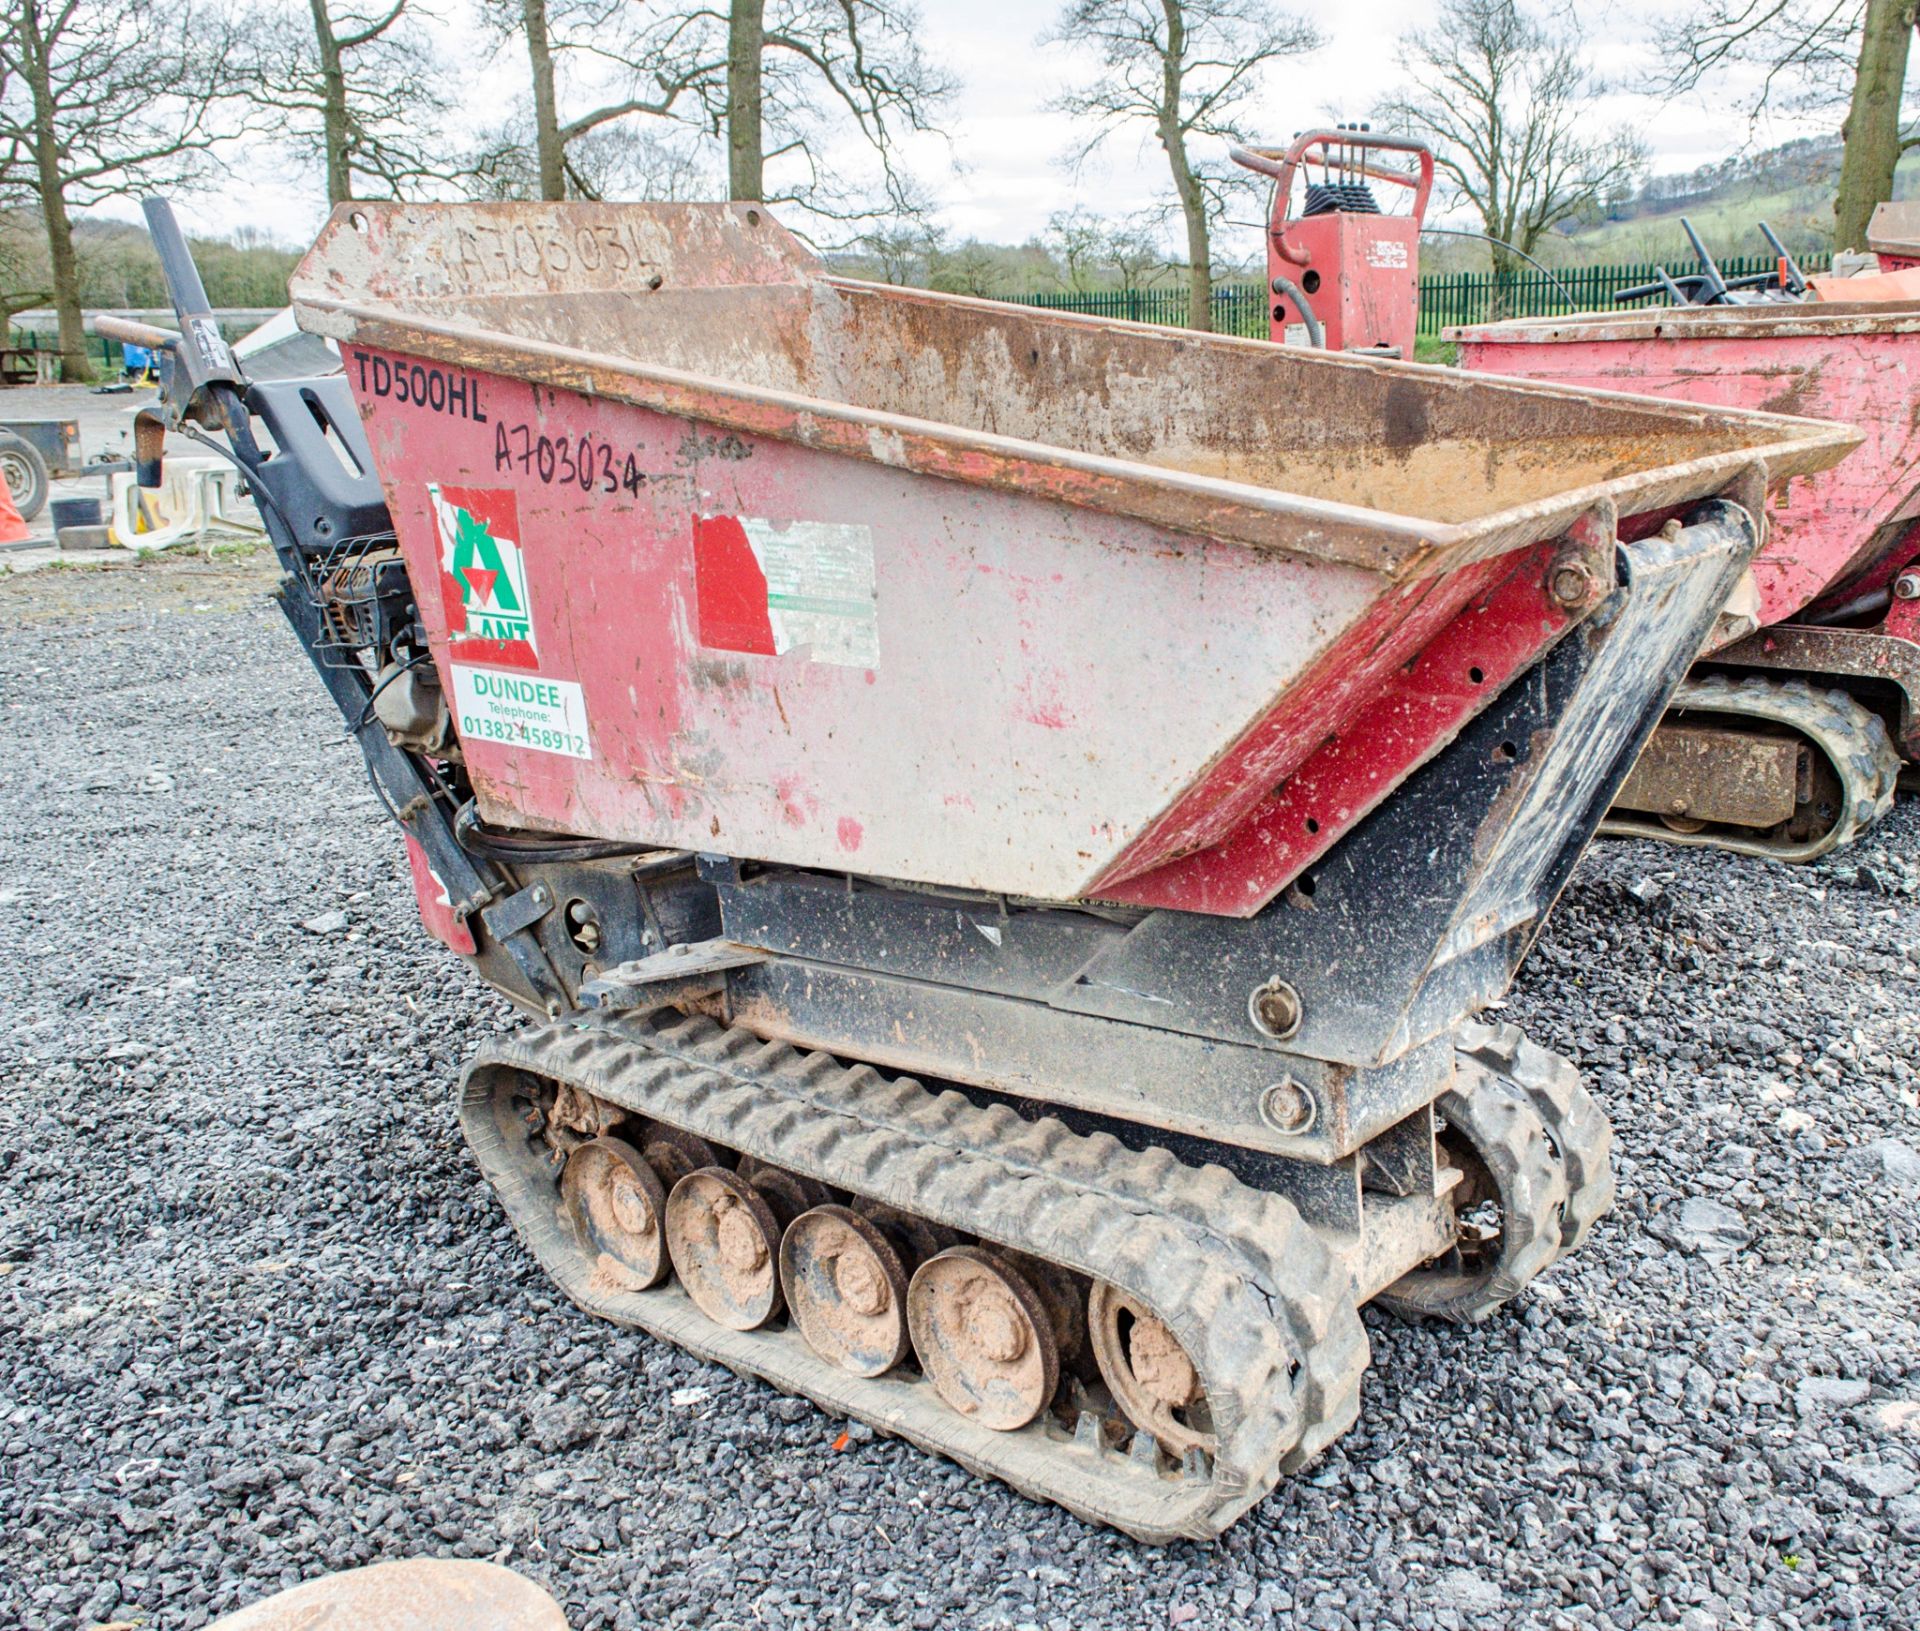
[1376,1069,1569,1324]
[560,1136,670,1289]
[907,1246,1059,1429]
[643,1124,730,1190]
[739,1155,832,1230]
[780,1204,913,1377]
[665,1167,785,1329]
[1087,1281,1215,1458]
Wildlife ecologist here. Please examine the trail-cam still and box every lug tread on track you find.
[1602,672,1900,862]
[1455,1019,1616,1254]
[459,1010,1370,1542]
[1373,1061,1571,1326]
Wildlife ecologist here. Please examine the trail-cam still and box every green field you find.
[1532,152,1920,269]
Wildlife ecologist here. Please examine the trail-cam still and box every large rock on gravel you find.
[1853,1137,1920,1197]
[1796,1377,1871,1417]
[207,1559,569,1630]
[1668,1197,1751,1257]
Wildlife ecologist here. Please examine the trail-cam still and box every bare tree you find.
[671,0,957,222]
[241,0,454,205]
[854,216,942,282]
[1043,205,1171,292]
[1044,0,1321,331]
[1103,215,1172,293]
[1377,0,1645,293]
[0,0,236,380]
[478,0,720,201]
[1653,0,1919,250]
[481,0,950,218]
[470,115,719,201]
[1045,206,1108,291]
[927,237,1016,297]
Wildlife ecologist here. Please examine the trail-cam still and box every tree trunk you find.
[310,0,353,204]
[41,187,88,383]
[523,0,566,201]
[1834,0,1917,250]
[1484,233,1519,322]
[22,20,91,382]
[1173,169,1211,331]
[728,0,765,200]
[1155,0,1210,332]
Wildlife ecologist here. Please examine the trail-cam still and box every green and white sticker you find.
[451,663,592,760]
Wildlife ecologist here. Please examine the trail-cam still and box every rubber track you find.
[1455,1019,1616,1254]
[1372,1061,1571,1325]
[459,1009,1370,1542]
[1602,673,1900,862]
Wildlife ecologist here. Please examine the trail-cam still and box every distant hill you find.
[1416,134,1920,274]
[0,212,301,317]
[1469,135,1920,271]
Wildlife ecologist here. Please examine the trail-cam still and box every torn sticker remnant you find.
[694,514,879,668]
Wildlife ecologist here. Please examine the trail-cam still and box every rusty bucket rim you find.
[1446,304,1920,345]
[298,292,1857,586]
[290,199,1859,581]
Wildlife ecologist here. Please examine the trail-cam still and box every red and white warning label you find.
[693,514,880,668]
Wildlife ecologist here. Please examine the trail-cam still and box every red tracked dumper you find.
[114,198,1851,1540]
[1236,137,1910,862]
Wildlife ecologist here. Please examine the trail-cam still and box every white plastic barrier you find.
[108,457,265,551]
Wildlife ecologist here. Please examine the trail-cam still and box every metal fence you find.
[1417,253,1834,334]
[5,309,269,379]
[1011,285,1272,339]
[1005,252,1837,341]
[4,327,122,374]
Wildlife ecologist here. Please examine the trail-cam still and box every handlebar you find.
[93,315,182,351]
[1231,130,1435,268]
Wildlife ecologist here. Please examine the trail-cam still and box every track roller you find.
[460,1009,1372,1540]
[779,1205,912,1378]
[1088,1281,1213,1458]
[665,1167,785,1329]
[560,1136,669,1290]
[908,1246,1060,1430]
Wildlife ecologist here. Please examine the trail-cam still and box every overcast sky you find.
[157,0,1835,252]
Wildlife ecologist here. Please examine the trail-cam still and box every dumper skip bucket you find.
[290,203,1853,916]
[1450,302,1920,640]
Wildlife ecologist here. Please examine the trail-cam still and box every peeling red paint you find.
[836,816,864,851]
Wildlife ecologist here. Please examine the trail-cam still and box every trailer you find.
[110,198,1851,1541]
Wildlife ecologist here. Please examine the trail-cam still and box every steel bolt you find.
[1248,978,1304,1041]
[1895,571,1920,601]
[1548,556,1599,610]
[1259,1078,1316,1135]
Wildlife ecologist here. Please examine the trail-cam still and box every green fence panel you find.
[999,252,1838,340]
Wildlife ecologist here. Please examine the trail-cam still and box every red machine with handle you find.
[1232,128,1434,358]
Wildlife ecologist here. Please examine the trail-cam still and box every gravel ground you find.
[3,552,1918,1631]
